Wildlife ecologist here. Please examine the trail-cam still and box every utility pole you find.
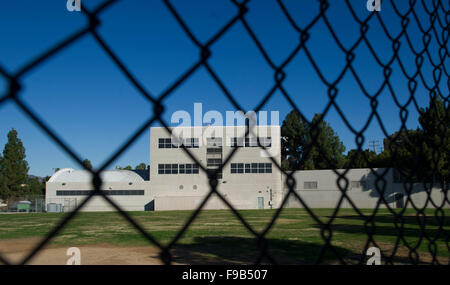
[368,140,381,154]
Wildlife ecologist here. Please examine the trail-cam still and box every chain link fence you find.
[0,0,448,265]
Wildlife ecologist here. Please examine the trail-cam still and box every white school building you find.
[45,126,448,212]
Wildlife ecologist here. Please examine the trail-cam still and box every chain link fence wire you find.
[0,0,448,265]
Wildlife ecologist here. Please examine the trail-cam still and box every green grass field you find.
[0,208,448,264]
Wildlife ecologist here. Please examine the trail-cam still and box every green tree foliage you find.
[116,165,133,170]
[0,129,29,201]
[83,159,93,170]
[383,129,422,177]
[281,111,346,170]
[343,149,392,169]
[418,95,449,181]
[135,163,147,170]
[382,96,449,182]
[25,177,45,196]
[344,149,377,168]
[370,150,391,168]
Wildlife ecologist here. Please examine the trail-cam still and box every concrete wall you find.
[284,168,449,209]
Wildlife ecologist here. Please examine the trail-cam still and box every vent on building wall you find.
[179,185,184,190]
[304,181,318,189]
[193,185,197,190]
[351,181,366,188]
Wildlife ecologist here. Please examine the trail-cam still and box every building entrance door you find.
[258,197,264,209]
[394,193,404,208]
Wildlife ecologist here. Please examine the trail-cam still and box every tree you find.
[344,149,378,168]
[281,110,346,170]
[123,165,132,170]
[418,95,449,182]
[83,159,93,170]
[383,129,422,179]
[0,129,29,202]
[25,177,45,196]
[135,163,147,170]
[382,96,449,183]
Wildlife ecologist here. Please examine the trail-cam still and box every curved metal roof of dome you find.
[48,168,144,183]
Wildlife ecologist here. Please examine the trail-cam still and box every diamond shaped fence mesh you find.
[0,0,448,265]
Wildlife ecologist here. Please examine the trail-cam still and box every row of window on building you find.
[158,163,200,174]
[230,137,272,148]
[158,137,272,148]
[230,163,272,174]
[56,190,145,196]
[158,162,274,174]
[301,181,366,190]
[158,138,199,149]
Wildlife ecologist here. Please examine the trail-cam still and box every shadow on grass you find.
[310,222,449,263]
[333,215,450,228]
[167,236,356,265]
[318,223,449,241]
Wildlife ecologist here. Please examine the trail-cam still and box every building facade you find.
[149,125,283,210]
[45,168,151,212]
[284,168,448,209]
[45,126,447,212]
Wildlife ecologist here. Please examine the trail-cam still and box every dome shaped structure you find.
[48,168,144,183]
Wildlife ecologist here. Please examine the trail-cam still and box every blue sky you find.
[0,0,447,177]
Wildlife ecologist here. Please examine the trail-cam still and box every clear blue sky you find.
[0,0,447,177]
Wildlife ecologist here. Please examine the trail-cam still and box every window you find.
[304,181,318,189]
[231,162,272,174]
[231,163,237,174]
[258,163,265,173]
[158,164,165,174]
[258,137,271,147]
[207,159,222,167]
[231,137,271,147]
[56,190,144,196]
[207,137,222,147]
[171,141,179,148]
[158,163,198,174]
[245,137,258,147]
[207,148,222,153]
[171,137,182,148]
[158,138,164,148]
[158,138,177,148]
[164,164,172,174]
[171,164,178,174]
[265,163,272,173]
[183,138,199,148]
[185,164,192,174]
[230,163,244,173]
[230,137,244,147]
[251,163,258,173]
